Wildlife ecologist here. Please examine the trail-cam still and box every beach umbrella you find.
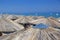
[26,16,39,21]
[48,17,60,29]
[0,16,60,40]
[57,17,60,22]
[26,16,44,21]
[0,15,60,40]
[0,15,24,32]
[0,23,60,40]
[7,15,19,21]
[29,17,51,25]
[0,17,59,40]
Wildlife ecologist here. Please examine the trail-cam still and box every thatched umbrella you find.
[0,16,60,40]
[57,17,60,23]
[26,16,38,21]
[0,18,60,40]
[1,17,60,40]
[0,15,24,36]
[48,17,60,29]
[7,15,19,21]
[29,17,51,25]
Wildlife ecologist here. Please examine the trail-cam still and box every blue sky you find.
[0,0,60,13]
[0,0,60,17]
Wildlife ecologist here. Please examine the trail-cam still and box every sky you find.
[0,0,60,13]
[0,0,60,17]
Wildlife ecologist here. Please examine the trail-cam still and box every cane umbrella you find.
[48,17,60,29]
[57,17,60,23]
[0,16,60,40]
[1,17,60,40]
[29,17,51,25]
[0,15,24,32]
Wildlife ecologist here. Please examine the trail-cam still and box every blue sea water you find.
[33,23,49,29]
[2,12,60,18]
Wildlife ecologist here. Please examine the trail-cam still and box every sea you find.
[1,12,60,18]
